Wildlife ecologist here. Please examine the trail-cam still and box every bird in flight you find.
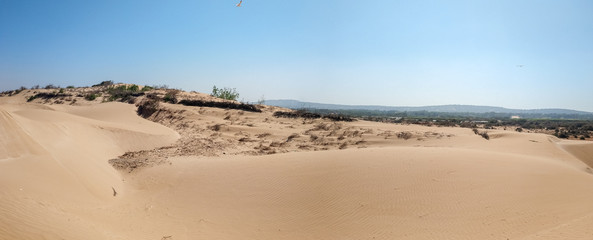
[516,65,524,68]
[236,0,242,7]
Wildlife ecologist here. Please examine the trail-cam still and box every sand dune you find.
[0,100,178,240]
[2,90,593,239]
[113,147,593,240]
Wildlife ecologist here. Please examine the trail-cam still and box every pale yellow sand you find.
[0,100,178,240]
[2,91,593,240]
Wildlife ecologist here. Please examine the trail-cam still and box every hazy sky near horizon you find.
[1,0,592,111]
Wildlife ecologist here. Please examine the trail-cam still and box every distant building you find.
[511,115,521,119]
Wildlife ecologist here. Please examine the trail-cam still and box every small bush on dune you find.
[107,85,145,102]
[479,132,490,140]
[472,128,490,140]
[211,85,239,101]
[152,84,169,89]
[85,93,97,101]
[93,80,114,87]
[141,86,153,91]
[163,89,180,104]
[128,84,139,92]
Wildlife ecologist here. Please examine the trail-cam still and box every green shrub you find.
[85,93,97,101]
[93,81,114,87]
[163,89,180,103]
[211,85,239,101]
[106,85,144,102]
[66,86,75,88]
[128,84,139,92]
[141,86,153,91]
[152,84,168,89]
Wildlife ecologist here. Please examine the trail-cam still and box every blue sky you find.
[1,0,592,111]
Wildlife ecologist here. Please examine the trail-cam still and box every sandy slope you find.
[559,141,593,169]
[0,100,179,240]
[2,92,593,240]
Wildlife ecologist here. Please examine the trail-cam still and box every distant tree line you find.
[297,108,593,141]
[302,109,593,121]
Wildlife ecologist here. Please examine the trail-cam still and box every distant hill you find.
[265,100,593,115]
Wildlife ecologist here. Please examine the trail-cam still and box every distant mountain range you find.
[265,100,593,115]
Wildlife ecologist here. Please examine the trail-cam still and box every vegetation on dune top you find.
[106,84,145,102]
[92,80,114,87]
[211,86,239,101]
[7,82,262,114]
[0,86,27,97]
[27,92,72,102]
[5,81,591,141]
